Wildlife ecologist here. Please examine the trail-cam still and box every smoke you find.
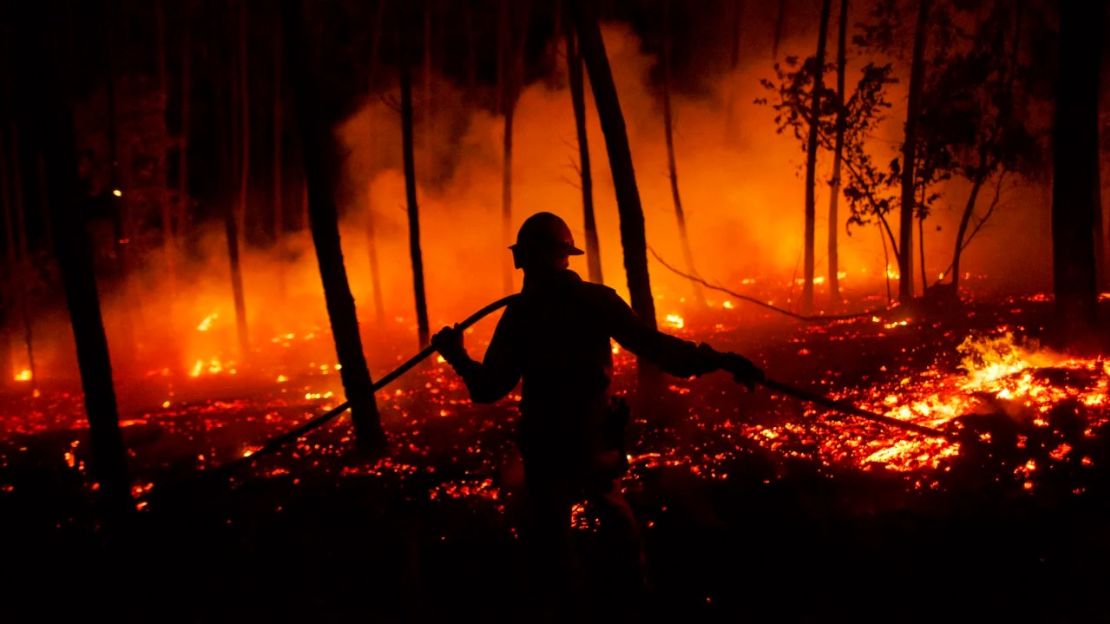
[13,14,1055,398]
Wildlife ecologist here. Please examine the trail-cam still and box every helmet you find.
[509,212,585,258]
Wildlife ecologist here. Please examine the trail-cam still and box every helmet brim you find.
[509,243,586,256]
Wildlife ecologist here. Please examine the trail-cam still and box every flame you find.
[13,369,31,382]
[196,313,219,332]
[664,313,685,330]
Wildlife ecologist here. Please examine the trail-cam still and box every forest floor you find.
[1,291,1109,622]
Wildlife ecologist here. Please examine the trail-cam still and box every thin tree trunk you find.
[950,169,986,294]
[400,25,431,348]
[226,0,250,355]
[827,0,848,303]
[178,3,191,247]
[422,0,433,187]
[731,0,743,70]
[918,210,926,292]
[1051,0,1102,334]
[156,0,175,301]
[571,0,657,327]
[662,0,705,307]
[564,20,603,284]
[238,0,250,238]
[898,0,930,303]
[773,0,787,60]
[284,0,386,449]
[0,127,16,384]
[499,0,529,294]
[879,223,892,304]
[802,0,832,313]
[11,131,34,389]
[273,19,283,243]
[365,0,387,324]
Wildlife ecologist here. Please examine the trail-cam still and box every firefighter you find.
[431,211,763,612]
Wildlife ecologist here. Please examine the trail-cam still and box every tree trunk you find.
[0,127,16,384]
[156,0,175,304]
[918,211,926,292]
[571,0,656,328]
[178,3,191,247]
[273,18,283,244]
[1051,0,1103,334]
[37,27,131,512]
[564,20,603,284]
[898,0,930,303]
[662,0,705,307]
[365,0,387,324]
[802,0,832,313]
[731,0,743,70]
[499,0,529,294]
[772,0,787,60]
[400,23,431,348]
[283,0,386,449]
[238,0,251,239]
[226,0,250,355]
[827,0,848,303]
[950,169,986,294]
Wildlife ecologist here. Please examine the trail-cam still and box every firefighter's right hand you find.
[722,352,765,390]
[431,324,466,362]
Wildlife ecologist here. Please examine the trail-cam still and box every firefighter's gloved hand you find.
[431,324,467,365]
[721,352,765,390]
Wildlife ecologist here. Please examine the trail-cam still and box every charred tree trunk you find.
[564,21,603,284]
[0,127,16,384]
[3,127,34,388]
[178,3,191,246]
[365,0,387,324]
[156,0,175,300]
[662,0,705,307]
[571,0,656,327]
[802,0,832,313]
[400,24,431,348]
[226,1,250,355]
[283,0,386,449]
[1051,0,1103,334]
[499,0,529,294]
[273,19,283,244]
[950,155,986,294]
[898,0,930,303]
[35,24,130,512]
[772,0,787,60]
[731,0,743,70]
[826,0,848,303]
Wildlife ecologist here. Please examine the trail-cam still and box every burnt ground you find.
[1,294,1109,622]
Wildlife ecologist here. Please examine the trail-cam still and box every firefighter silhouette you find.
[432,212,763,612]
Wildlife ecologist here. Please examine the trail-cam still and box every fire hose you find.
[220,297,953,478]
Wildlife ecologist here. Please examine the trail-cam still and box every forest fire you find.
[2,0,1109,620]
